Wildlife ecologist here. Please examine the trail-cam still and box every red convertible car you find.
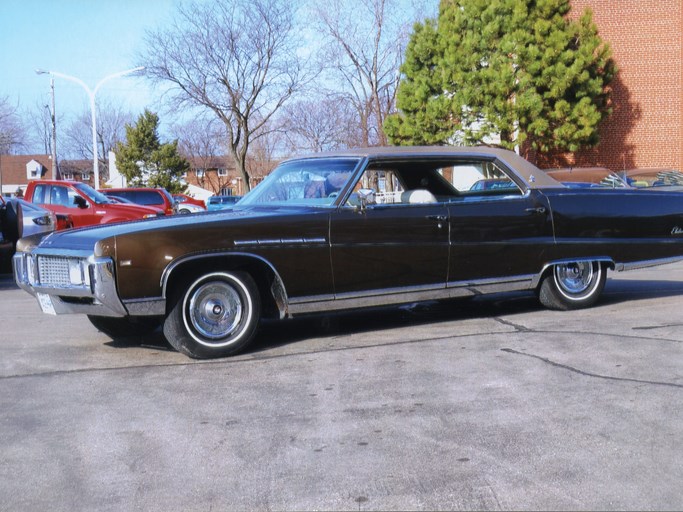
[13,147,683,358]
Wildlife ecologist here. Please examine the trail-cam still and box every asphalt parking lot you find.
[1,263,682,511]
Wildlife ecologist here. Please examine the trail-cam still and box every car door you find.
[445,162,554,284]
[46,184,99,227]
[330,166,450,297]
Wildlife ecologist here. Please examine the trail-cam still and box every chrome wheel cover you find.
[186,279,244,343]
[553,261,600,299]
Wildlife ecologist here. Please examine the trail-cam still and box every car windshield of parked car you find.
[74,183,114,204]
[546,168,628,188]
[239,158,361,206]
[625,169,683,188]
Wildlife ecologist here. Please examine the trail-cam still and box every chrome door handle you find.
[525,207,546,214]
[426,215,448,221]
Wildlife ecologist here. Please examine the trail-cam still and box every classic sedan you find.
[13,147,683,359]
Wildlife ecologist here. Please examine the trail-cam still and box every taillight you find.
[32,215,52,226]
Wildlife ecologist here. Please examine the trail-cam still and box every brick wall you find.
[541,0,682,171]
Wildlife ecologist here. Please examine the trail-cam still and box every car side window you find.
[343,162,456,206]
[32,184,47,204]
[50,186,72,207]
[447,161,522,197]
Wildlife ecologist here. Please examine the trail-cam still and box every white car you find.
[176,202,205,214]
[1,197,58,238]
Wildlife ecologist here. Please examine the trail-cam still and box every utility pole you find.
[49,78,58,180]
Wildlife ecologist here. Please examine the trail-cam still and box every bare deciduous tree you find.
[313,0,412,147]
[172,116,231,194]
[28,100,54,155]
[62,100,132,181]
[281,96,362,153]
[0,96,27,154]
[140,0,307,191]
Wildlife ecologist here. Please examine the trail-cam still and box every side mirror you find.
[356,188,376,211]
[74,195,88,209]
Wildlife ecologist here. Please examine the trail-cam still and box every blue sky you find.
[1,0,178,120]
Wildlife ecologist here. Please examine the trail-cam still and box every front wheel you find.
[538,261,606,310]
[163,271,260,359]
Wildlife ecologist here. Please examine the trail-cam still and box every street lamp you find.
[35,67,145,188]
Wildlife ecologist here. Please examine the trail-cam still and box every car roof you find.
[284,146,560,189]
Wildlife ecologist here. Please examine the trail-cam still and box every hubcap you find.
[554,262,596,296]
[187,280,243,342]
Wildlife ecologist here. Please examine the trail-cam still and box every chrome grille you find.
[37,256,71,287]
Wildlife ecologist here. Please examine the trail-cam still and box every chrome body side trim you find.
[234,237,326,246]
[616,255,683,272]
[287,276,536,315]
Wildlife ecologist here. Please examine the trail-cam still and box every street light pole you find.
[48,78,58,180]
[35,67,144,188]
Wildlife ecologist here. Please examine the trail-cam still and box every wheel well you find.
[534,258,614,290]
[163,255,286,320]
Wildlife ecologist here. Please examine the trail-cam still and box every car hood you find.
[33,206,327,252]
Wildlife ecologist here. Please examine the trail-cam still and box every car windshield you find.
[625,169,683,188]
[74,183,113,204]
[239,158,361,207]
[546,169,628,188]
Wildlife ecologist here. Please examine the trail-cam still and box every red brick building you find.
[554,0,683,171]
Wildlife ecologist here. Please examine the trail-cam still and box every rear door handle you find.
[525,207,546,215]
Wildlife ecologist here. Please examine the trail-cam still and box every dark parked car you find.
[102,187,177,215]
[13,146,683,359]
[544,167,630,188]
[207,195,242,210]
[620,168,683,188]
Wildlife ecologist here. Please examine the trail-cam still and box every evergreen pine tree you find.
[385,0,616,155]
[114,110,189,192]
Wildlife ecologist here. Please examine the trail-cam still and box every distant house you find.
[182,156,273,197]
[57,159,94,187]
[0,154,53,196]
[0,154,99,197]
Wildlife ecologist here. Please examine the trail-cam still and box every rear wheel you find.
[538,261,606,310]
[163,271,260,359]
[87,315,162,338]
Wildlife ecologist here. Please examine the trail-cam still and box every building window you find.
[196,169,205,178]
[62,172,74,180]
[217,168,227,176]
[81,173,90,181]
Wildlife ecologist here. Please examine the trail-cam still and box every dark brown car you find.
[13,147,683,359]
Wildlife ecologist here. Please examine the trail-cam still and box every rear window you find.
[113,190,164,206]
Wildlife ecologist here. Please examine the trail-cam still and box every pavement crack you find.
[501,348,683,389]
[494,317,532,332]
[632,323,683,331]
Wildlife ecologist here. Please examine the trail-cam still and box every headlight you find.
[68,259,90,286]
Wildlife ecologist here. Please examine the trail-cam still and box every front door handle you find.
[426,215,448,221]
[525,206,546,215]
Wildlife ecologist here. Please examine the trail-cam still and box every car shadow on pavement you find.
[97,277,683,358]
[249,278,683,355]
[103,331,176,353]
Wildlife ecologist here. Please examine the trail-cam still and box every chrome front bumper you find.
[13,250,127,317]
